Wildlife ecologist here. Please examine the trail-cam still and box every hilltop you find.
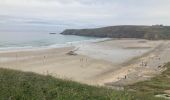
[60,25,170,40]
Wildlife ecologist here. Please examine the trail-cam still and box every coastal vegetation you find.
[1,62,170,99]
[61,25,170,40]
[126,62,170,100]
[0,68,133,100]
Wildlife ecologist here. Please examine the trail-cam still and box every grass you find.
[0,68,134,100]
[1,63,170,100]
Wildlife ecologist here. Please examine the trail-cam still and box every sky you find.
[0,0,170,32]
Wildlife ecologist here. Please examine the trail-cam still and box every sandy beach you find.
[0,39,170,86]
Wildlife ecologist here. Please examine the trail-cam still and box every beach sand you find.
[0,39,170,86]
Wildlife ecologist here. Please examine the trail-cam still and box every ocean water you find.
[0,32,99,51]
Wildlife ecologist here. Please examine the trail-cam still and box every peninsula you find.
[61,25,170,40]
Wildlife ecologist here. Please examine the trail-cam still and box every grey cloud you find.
[0,0,170,32]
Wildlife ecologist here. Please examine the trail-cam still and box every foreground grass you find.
[1,63,170,100]
[0,68,133,100]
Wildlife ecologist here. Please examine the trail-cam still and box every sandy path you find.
[0,39,169,86]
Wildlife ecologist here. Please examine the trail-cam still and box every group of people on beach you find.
[80,58,88,67]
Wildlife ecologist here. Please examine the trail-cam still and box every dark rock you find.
[49,33,57,34]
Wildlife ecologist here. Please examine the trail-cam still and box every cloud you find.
[0,0,170,32]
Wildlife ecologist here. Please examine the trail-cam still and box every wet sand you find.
[0,39,169,86]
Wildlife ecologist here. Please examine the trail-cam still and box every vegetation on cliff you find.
[61,25,170,40]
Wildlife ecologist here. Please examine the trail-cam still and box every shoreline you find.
[0,39,169,86]
[0,38,110,53]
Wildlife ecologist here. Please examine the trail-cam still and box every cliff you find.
[60,25,170,40]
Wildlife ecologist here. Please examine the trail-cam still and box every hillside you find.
[1,62,170,99]
[60,25,170,40]
[0,68,133,100]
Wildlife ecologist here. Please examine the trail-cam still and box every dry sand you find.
[0,39,170,86]
[0,47,114,85]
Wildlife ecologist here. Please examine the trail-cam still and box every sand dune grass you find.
[0,68,133,100]
[126,62,170,100]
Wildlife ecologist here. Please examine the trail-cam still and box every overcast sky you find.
[0,0,170,32]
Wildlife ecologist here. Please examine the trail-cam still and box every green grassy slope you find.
[0,63,170,100]
[0,69,133,100]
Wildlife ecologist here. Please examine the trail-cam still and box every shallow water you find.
[0,32,98,50]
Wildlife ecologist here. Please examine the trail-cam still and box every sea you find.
[0,32,101,51]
